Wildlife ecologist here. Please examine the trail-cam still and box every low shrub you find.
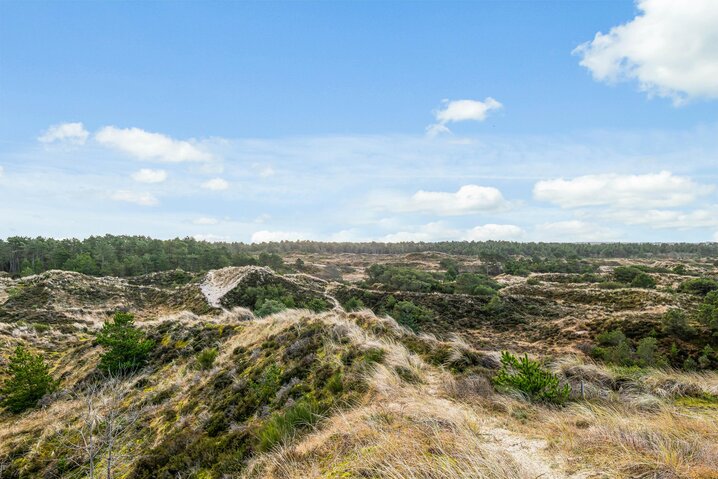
[196,348,219,370]
[343,297,365,311]
[493,351,570,405]
[254,299,287,317]
[390,300,434,332]
[678,277,718,296]
[257,398,323,451]
[631,272,656,289]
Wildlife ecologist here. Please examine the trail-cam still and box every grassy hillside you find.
[1,256,717,478]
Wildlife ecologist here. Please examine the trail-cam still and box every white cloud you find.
[375,185,508,216]
[410,185,508,215]
[597,207,718,229]
[714,231,718,242]
[131,168,167,184]
[425,123,452,138]
[110,190,158,206]
[0,166,4,177]
[535,220,618,242]
[95,126,212,162]
[380,221,523,243]
[463,224,524,241]
[251,230,306,243]
[38,122,89,145]
[533,171,712,209]
[427,98,502,136]
[574,0,718,103]
[201,178,229,191]
[193,217,219,225]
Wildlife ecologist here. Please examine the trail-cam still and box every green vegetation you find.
[0,235,286,277]
[257,398,323,451]
[493,351,570,405]
[96,312,154,374]
[343,297,365,311]
[630,272,656,288]
[660,309,694,339]
[230,284,329,316]
[592,329,668,368]
[196,348,219,370]
[678,277,718,296]
[254,299,287,317]
[697,291,718,338]
[5,236,718,277]
[131,320,378,478]
[364,264,501,297]
[0,345,57,413]
[390,300,434,332]
[503,258,596,276]
[612,266,656,288]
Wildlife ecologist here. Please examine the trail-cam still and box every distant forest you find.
[1,235,717,277]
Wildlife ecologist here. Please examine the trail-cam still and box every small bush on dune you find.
[697,291,718,337]
[254,299,287,317]
[390,300,434,332]
[631,272,656,289]
[196,347,219,370]
[613,266,644,284]
[593,329,668,368]
[661,309,694,339]
[678,277,718,296]
[493,351,570,405]
[306,297,329,313]
[343,297,365,311]
[257,398,323,451]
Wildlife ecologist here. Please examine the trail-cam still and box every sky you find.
[1,0,717,243]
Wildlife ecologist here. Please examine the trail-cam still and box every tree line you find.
[2,235,718,277]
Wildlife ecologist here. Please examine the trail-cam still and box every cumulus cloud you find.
[375,185,508,216]
[574,0,718,103]
[463,224,524,241]
[427,97,502,136]
[95,126,212,162]
[193,217,219,225]
[110,190,158,206]
[251,230,306,243]
[535,220,618,242]
[38,122,89,145]
[533,171,712,209]
[381,221,523,243]
[201,178,229,191]
[131,168,167,183]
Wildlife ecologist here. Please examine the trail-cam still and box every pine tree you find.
[96,312,154,374]
[1,345,57,413]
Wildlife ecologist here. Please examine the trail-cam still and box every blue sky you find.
[1,0,717,243]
